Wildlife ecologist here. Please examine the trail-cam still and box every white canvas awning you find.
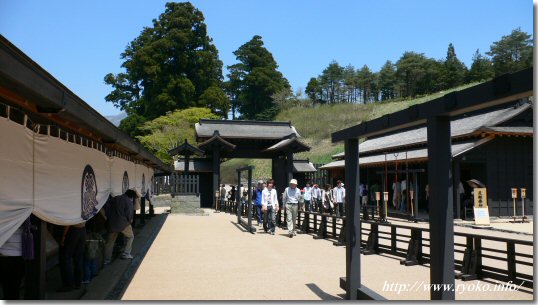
[0,117,155,247]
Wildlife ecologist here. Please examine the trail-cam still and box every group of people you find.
[0,188,145,298]
[55,188,142,292]
[247,179,347,238]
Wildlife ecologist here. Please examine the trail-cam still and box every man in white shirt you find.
[283,179,302,238]
[332,180,346,217]
[261,179,279,235]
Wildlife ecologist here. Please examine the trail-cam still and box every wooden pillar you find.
[413,172,419,218]
[453,159,461,220]
[247,167,253,228]
[237,170,241,222]
[427,115,455,300]
[344,138,361,299]
[140,196,146,225]
[285,150,294,186]
[25,215,46,299]
[212,145,220,210]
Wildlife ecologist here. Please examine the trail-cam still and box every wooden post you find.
[344,138,361,300]
[213,145,220,211]
[247,167,253,228]
[237,170,241,223]
[140,196,146,225]
[427,115,455,300]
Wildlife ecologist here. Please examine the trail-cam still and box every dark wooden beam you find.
[344,138,361,300]
[212,144,220,210]
[427,115,455,300]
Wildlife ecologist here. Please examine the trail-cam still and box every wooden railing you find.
[295,210,533,289]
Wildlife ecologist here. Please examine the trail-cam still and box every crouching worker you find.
[262,179,279,235]
[104,188,139,263]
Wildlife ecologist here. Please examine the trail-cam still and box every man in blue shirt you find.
[252,181,265,229]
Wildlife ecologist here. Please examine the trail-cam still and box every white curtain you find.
[110,156,135,196]
[32,133,111,225]
[0,118,34,249]
[0,117,159,247]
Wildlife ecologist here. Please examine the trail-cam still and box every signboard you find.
[473,188,488,208]
[473,208,491,225]
[511,188,518,199]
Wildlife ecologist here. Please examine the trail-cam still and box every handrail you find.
[295,210,533,289]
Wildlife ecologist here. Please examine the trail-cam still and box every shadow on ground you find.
[305,283,343,300]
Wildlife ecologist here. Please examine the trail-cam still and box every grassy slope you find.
[220,82,481,183]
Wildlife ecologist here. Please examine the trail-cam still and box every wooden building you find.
[321,100,533,219]
[168,120,311,208]
[0,35,170,299]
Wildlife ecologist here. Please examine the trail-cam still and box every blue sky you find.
[0,1,533,116]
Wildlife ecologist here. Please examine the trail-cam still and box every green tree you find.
[467,49,495,82]
[227,35,290,120]
[305,77,323,104]
[378,60,397,100]
[356,65,375,103]
[442,43,468,88]
[137,107,219,163]
[395,52,443,97]
[104,2,223,136]
[487,28,533,76]
[199,86,230,119]
[118,113,147,138]
[319,61,344,103]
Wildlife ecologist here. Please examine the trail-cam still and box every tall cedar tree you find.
[442,43,467,88]
[227,35,290,120]
[104,2,223,137]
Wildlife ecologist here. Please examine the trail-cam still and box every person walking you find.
[303,182,313,212]
[252,181,265,227]
[104,189,139,264]
[332,180,346,217]
[261,179,279,235]
[283,179,302,238]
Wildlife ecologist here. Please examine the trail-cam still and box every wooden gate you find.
[154,173,200,195]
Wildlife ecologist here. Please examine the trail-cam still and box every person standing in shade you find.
[219,184,227,209]
[57,222,86,292]
[82,223,104,284]
[104,189,138,264]
[283,179,302,238]
[303,182,312,212]
[252,181,265,228]
[332,180,346,217]
[0,226,25,299]
[261,179,279,235]
[229,185,236,204]
[321,184,334,214]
